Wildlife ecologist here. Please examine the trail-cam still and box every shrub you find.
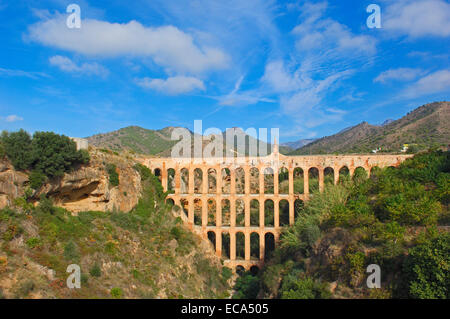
[1,129,33,170]
[26,237,42,249]
[29,170,46,190]
[106,163,119,187]
[403,232,449,299]
[279,270,331,299]
[63,241,79,262]
[89,264,102,278]
[133,163,151,181]
[233,272,260,299]
[110,287,123,298]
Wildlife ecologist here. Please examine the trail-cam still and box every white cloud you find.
[26,14,229,74]
[384,0,450,38]
[136,76,205,95]
[374,68,424,83]
[49,55,109,77]
[0,67,48,79]
[1,115,23,122]
[402,69,450,98]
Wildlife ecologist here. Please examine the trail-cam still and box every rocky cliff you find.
[0,150,142,213]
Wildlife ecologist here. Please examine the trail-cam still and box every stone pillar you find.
[244,198,250,227]
[202,196,208,228]
[274,199,280,228]
[274,167,279,195]
[303,168,309,195]
[245,232,250,261]
[161,164,168,192]
[216,166,222,194]
[259,232,265,261]
[188,197,194,226]
[319,168,324,193]
[216,230,222,258]
[244,167,250,195]
[288,168,294,195]
[259,167,264,194]
[174,167,180,194]
[202,168,208,194]
[259,198,265,228]
[230,196,236,228]
[188,168,194,194]
[334,167,339,185]
[230,167,236,195]
[216,197,222,227]
[289,198,294,226]
[230,231,236,261]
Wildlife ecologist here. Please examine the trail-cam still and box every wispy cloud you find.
[0,67,48,79]
[1,115,23,122]
[402,69,450,98]
[49,55,109,78]
[374,68,425,83]
[136,76,205,95]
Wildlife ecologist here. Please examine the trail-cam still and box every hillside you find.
[290,101,450,155]
[0,156,231,299]
[87,126,180,155]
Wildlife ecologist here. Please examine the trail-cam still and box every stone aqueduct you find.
[140,146,412,272]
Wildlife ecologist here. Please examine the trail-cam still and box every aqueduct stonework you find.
[140,146,413,272]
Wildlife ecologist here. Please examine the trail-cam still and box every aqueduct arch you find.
[140,145,412,271]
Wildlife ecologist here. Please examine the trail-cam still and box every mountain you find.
[87,126,276,156]
[87,126,181,155]
[290,101,450,155]
[281,139,316,152]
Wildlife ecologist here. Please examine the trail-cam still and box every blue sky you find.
[0,0,449,142]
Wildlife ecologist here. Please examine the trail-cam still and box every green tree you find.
[403,232,449,299]
[1,129,33,170]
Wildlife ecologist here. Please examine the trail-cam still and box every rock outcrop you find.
[0,150,142,213]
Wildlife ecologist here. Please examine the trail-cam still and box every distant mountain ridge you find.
[290,101,449,155]
[281,139,316,151]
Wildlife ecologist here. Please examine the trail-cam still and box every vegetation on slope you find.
[0,130,90,189]
[234,150,449,299]
[291,101,449,155]
[0,164,231,299]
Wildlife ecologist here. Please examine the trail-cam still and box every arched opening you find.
[207,199,216,226]
[207,231,216,250]
[250,199,259,227]
[236,199,245,227]
[154,168,161,182]
[180,199,189,218]
[278,167,289,194]
[264,199,274,227]
[324,167,334,186]
[236,232,245,259]
[370,166,381,179]
[194,198,202,226]
[264,167,274,194]
[339,166,350,184]
[222,199,231,227]
[208,168,216,194]
[264,233,275,261]
[222,168,231,194]
[236,265,245,276]
[166,198,175,206]
[250,232,260,260]
[279,199,289,226]
[308,167,319,193]
[235,167,245,194]
[250,266,259,276]
[250,167,259,194]
[294,199,304,220]
[353,167,368,182]
[180,168,189,193]
[222,232,230,259]
[194,168,203,194]
[293,167,304,194]
[167,168,175,193]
